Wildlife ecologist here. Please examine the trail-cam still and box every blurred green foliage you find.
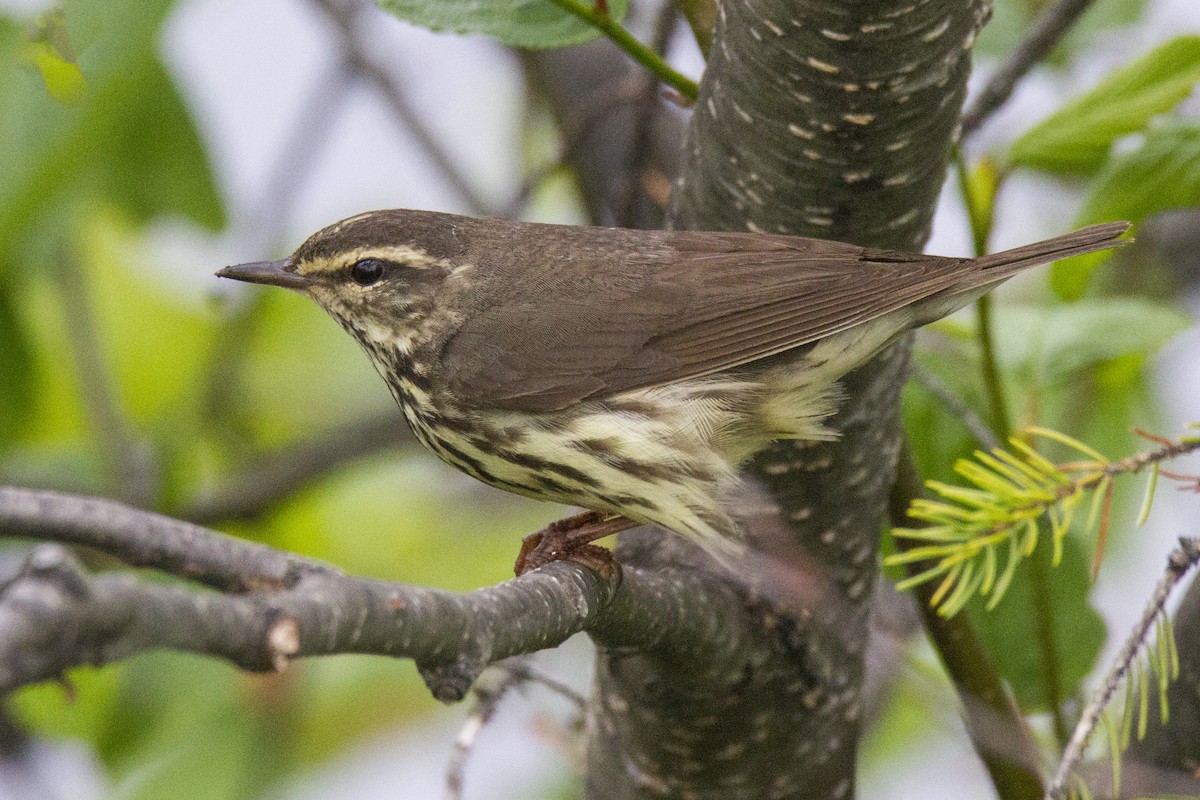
[0,0,1196,797]
[0,2,574,797]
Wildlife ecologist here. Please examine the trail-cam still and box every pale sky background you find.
[2,0,1199,797]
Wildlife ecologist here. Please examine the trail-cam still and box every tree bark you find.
[584,2,989,797]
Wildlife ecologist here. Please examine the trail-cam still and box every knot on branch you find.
[0,546,114,689]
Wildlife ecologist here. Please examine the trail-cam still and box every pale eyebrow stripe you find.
[295,245,441,275]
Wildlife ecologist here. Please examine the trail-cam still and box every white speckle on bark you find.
[804,215,833,227]
[789,507,812,522]
[820,122,835,132]
[884,138,911,151]
[802,149,823,161]
[843,170,871,184]
[716,743,747,760]
[732,101,753,124]
[746,220,766,233]
[806,56,840,74]
[764,19,784,36]
[787,122,816,140]
[820,28,851,41]
[883,172,912,187]
[707,97,717,117]
[820,528,836,544]
[963,27,978,48]
[887,208,920,229]
[842,112,875,125]
[746,189,764,205]
[860,22,892,33]
[922,16,951,41]
[791,90,813,103]
[750,26,762,41]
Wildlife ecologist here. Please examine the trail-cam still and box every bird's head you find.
[218,210,469,354]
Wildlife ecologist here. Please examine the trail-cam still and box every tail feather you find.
[967,221,1131,285]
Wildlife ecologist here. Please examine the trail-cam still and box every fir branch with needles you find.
[887,424,1200,618]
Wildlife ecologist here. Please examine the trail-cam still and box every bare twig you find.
[178,413,412,524]
[54,253,155,509]
[1046,537,1200,800]
[960,0,1101,138]
[311,0,492,216]
[243,57,356,255]
[444,668,523,800]
[910,365,1002,451]
[498,660,588,713]
[206,59,354,446]
[615,0,679,228]
[499,75,645,220]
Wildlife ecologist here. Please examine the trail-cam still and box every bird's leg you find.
[514,511,636,578]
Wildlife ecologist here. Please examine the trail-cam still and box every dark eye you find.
[350,258,386,286]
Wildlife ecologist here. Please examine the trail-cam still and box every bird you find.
[217,210,1128,574]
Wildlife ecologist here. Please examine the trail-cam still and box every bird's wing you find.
[439,224,1126,412]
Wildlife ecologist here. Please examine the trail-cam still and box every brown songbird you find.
[218,210,1128,572]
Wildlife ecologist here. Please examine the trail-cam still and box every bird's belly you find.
[399,392,745,552]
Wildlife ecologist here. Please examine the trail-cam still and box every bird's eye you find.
[350,258,386,286]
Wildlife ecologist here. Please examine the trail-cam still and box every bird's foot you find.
[513,511,635,579]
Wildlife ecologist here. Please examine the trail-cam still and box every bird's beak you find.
[217,259,312,290]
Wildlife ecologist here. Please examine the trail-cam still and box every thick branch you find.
[0,487,762,704]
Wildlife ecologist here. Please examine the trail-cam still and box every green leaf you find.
[0,0,225,256]
[18,8,88,106]
[375,0,628,49]
[970,536,1106,711]
[1009,36,1200,175]
[1052,125,1200,299]
[989,299,1188,387]
[0,273,36,448]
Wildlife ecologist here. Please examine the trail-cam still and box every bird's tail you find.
[966,221,1131,286]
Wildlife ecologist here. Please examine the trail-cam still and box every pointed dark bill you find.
[217,260,311,290]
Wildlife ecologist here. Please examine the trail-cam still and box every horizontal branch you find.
[0,487,756,702]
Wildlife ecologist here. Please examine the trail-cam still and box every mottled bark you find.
[585,2,989,798]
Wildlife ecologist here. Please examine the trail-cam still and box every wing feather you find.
[437,222,1125,412]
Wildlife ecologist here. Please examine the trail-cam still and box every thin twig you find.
[1047,537,1200,799]
[54,253,155,509]
[243,56,356,255]
[444,668,524,800]
[616,0,679,228]
[499,75,645,220]
[498,660,588,713]
[910,365,1002,451]
[206,59,354,447]
[311,0,492,215]
[545,0,698,102]
[177,413,412,525]
[960,0,1101,138]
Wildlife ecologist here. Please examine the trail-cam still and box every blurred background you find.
[0,0,1198,797]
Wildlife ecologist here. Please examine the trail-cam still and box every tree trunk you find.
[584,2,990,797]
